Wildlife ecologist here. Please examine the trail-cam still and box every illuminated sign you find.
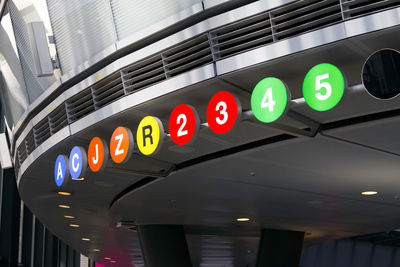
[88,137,108,172]
[69,146,87,179]
[54,62,348,187]
[110,127,133,164]
[169,104,200,145]
[136,116,165,155]
[54,155,69,187]
[251,77,290,123]
[207,91,242,134]
[303,63,345,111]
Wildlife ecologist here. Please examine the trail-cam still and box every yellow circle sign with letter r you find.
[136,116,165,155]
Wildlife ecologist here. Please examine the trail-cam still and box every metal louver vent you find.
[17,141,27,165]
[25,130,35,155]
[15,156,20,176]
[122,55,165,94]
[49,105,68,135]
[162,34,213,77]
[65,88,95,123]
[92,72,124,108]
[341,0,400,18]
[33,118,51,147]
[271,0,342,40]
[210,12,273,59]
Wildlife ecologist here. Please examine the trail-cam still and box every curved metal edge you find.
[17,64,216,181]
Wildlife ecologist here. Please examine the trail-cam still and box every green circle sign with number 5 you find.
[302,63,345,111]
[251,77,290,123]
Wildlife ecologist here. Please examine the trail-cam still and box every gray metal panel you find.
[344,7,400,37]
[216,23,347,75]
[111,0,202,41]
[47,0,117,73]
[69,63,216,135]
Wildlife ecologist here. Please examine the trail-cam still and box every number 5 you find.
[315,73,332,101]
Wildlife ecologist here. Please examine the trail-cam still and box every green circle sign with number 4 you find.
[303,63,345,111]
[251,77,290,123]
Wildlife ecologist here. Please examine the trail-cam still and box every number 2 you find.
[177,114,188,137]
[216,101,228,125]
[315,73,332,101]
[261,88,276,111]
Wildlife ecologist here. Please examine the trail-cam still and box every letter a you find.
[57,162,63,181]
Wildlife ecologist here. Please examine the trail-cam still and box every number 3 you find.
[177,114,188,137]
[216,101,228,125]
[315,73,332,101]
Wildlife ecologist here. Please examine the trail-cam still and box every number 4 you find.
[261,88,276,112]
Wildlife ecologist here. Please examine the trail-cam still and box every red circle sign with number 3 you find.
[207,91,242,134]
[169,104,200,145]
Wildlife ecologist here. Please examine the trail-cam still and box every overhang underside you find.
[17,25,400,265]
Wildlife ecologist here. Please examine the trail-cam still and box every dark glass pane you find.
[362,49,400,99]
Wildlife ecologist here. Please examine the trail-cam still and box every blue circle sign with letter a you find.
[54,155,69,187]
[69,146,87,179]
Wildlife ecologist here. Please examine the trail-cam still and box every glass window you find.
[0,5,28,129]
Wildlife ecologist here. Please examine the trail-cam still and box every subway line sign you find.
[54,63,346,187]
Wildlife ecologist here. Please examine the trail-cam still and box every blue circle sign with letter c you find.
[54,155,69,187]
[69,146,87,179]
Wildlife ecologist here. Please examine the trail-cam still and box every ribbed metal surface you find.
[46,0,116,73]
[110,0,201,40]
[33,118,51,147]
[341,0,400,18]
[25,130,35,155]
[65,88,95,123]
[17,141,27,166]
[8,1,55,102]
[92,72,124,108]
[49,105,68,134]
[271,0,342,40]
[162,34,213,77]
[15,0,400,167]
[210,12,273,59]
[122,55,165,94]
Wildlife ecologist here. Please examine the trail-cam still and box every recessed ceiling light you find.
[58,205,70,209]
[69,224,79,228]
[361,191,378,196]
[236,217,250,222]
[81,237,90,241]
[73,177,85,181]
[110,261,116,263]
[93,249,101,252]
[58,191,71,196]
[64,215,75,219]
[104,257,111,260]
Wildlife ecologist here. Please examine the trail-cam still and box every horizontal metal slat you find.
[214,28,272,49]
[272,0,339,22]
[163,40,210,62]
[165,46,211,70]
[215,35,274,58]
[123,67,165,86]
[272,4,341,30]
[122,57,163,80]
[166,55,213,76]
[214,19,271,42]
[342,0,400,17]
[125,73,166,93]
[163,34,209,57]
[94,89,125,108]
[274,12,342,39]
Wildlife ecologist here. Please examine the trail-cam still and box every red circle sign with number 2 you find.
[169,104,200,145]
[207,91,242,134]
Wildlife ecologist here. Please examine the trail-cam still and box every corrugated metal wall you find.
[46,0,116,73]
[110,0,202,40]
